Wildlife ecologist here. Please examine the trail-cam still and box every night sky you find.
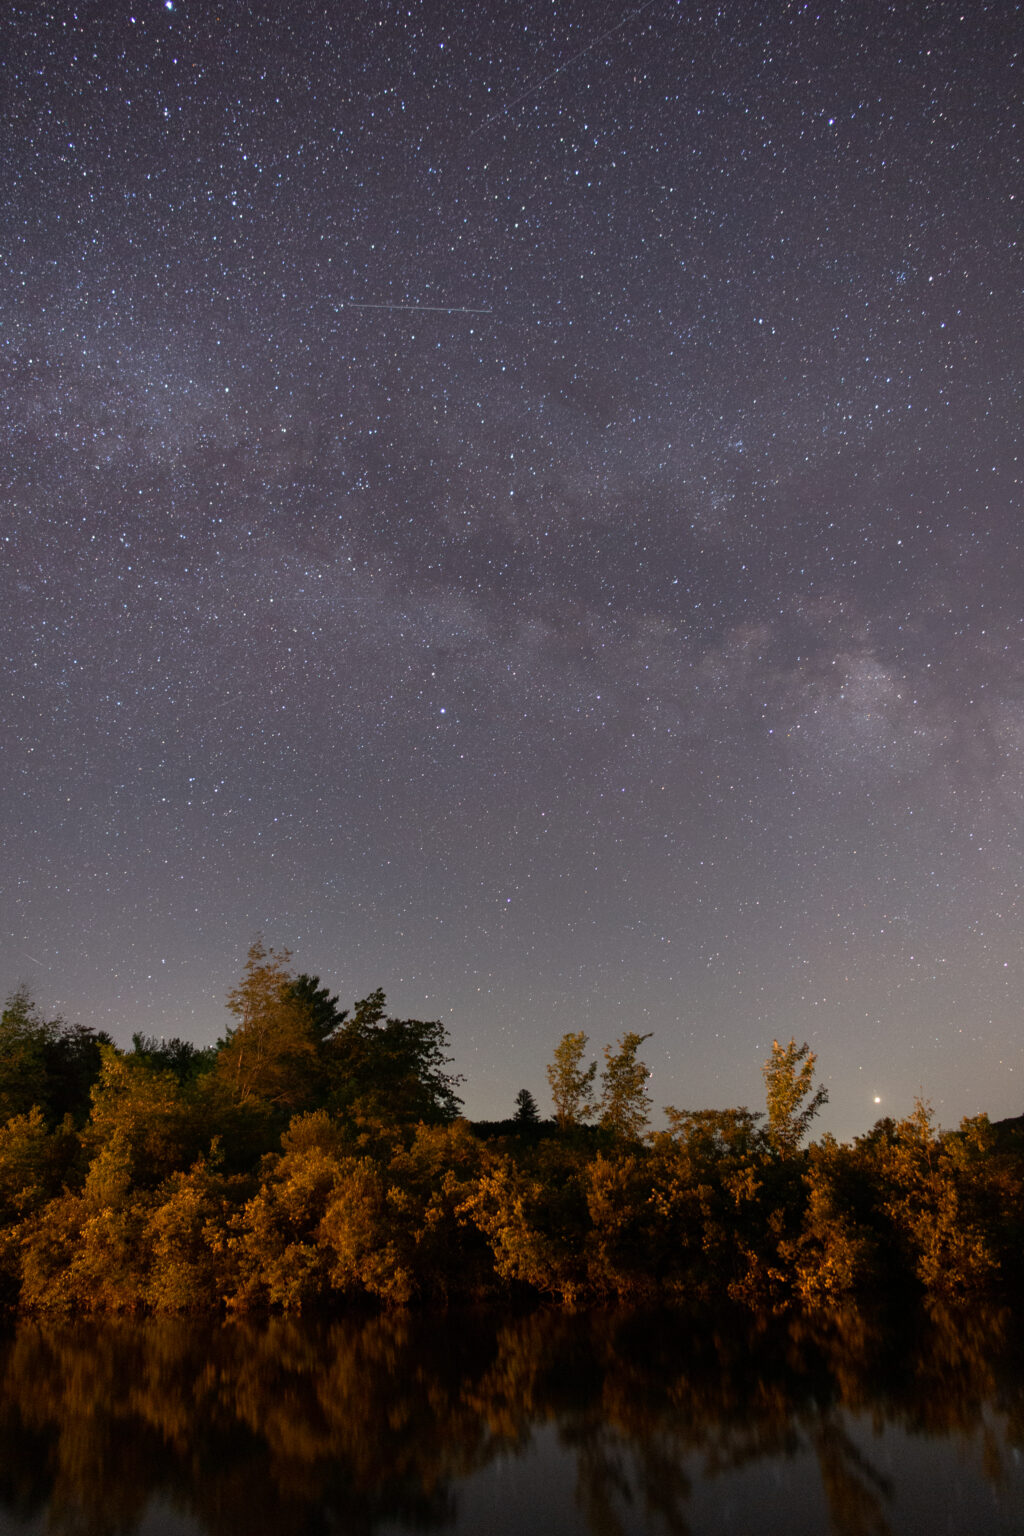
[3,0,1021,1138]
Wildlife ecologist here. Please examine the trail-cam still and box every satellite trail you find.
[342,301,493,315]
[469,0,662,138]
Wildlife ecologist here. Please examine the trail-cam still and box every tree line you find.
[0,941,1020,1313]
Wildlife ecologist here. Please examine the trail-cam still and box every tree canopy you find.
[0,962,1019,1316]
[0,986,111,1127]
[324,988,464,1125]
[546,1031,597,1130]
[215,940,319,1111]
[763,1037,829,1156]
[599,1032,653,1140]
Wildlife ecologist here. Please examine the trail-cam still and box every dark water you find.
[0,1304,1020,1536]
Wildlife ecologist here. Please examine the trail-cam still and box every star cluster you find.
[2,0,1021,1135]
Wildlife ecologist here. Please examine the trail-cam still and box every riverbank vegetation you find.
[0,943,1021,1314]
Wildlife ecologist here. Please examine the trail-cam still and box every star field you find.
[2,0,1021,1136]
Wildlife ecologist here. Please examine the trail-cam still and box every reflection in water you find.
[0,1304,1020,1535]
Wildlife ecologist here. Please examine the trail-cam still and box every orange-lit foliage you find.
[0,969,1021,1314]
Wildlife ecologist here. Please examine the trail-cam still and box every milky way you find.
[2,0,1021,1134]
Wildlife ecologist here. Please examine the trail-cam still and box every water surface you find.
[0,1303,1020,1534]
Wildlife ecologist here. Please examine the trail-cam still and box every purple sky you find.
[2,0,1021,1136]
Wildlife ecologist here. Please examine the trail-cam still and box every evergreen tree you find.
[286,974,348,1048]
[513,1088,540,1125]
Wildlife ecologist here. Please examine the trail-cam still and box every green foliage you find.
[0,987,111,1127]
[763,1038,829,1156]
[130,1033,217,1086]
[45,1022,115,1124]
[598,1031,653,1140]
[546,1031,597,1130]
[86,1048,206,1188]
[0,988,50,1122]
[325,990,463,1125]
[0,1108,75,1222]
[286,974,348,1046]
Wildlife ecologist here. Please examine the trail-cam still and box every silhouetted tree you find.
[325,990,463,1125]
[513,1088,540,1125]
[0,988,50,1122]
[130,1034,217,1086]
[286,974,348,1048]
[0,987,110,1127]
